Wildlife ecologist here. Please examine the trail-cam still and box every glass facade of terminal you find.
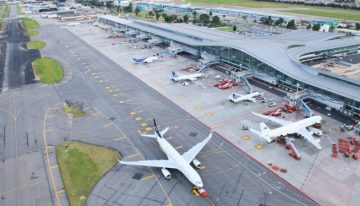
[98,16,360,119]
[201,46,360,118]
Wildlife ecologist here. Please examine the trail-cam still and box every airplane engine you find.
[192,158,202,169]
[161,168,172,179]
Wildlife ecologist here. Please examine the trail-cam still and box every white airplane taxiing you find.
[170,71,204,82]
[228,91,263,103]
[250,112,322,149]
[119,119,213,197]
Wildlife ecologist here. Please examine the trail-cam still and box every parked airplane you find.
[250,112,322,149]
[119,119,213,197]
[228,91,263,103]
[132,56,159,64]
[170,71,204,82]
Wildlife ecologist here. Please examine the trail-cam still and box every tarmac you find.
[64,21,360,206]
[0,9,320,206]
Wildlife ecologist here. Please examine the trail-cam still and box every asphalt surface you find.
[1,6,38,92]
[0,6,318,206]
[39,23,317,206]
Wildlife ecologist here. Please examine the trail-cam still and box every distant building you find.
[209,7,298,22]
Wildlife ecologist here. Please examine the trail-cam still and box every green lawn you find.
[63,104,86,117]
[216,25,234,32]
[281,8,360,21]
[185,0,294,8]
[32,57,64,84]
[27,30,39,36]
[17,5,23,15]
[56,142,120,206]
[22,17,40,30]
[0,4,9,20]
[26,41,46,49]
[185,0,360,21]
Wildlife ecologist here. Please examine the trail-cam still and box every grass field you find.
[17,5,23,15]
[32,57,63,84]
[63,104,86,117]
[26,41,46,49]
[185,0,360,21]
[185,0,294,8]
[56,142,120,206]
[281,8,360,21]
[0,4,9,20]
[216,25,234,32]
[27,30,39,36]
[22,17,40,30]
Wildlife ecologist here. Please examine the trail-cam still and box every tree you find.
[329,25,335,32]
[148,11,154,18]
[162,13,168,22]
[199,13,210,25]
[135,7,140,16]
[356,23,360,30]
[211,15,221,26]
[286,19,297,29]
[192,11,197,20]
[183,14,189,23]
[233,25,237,32]
[164,15,171,23]
[155,12,161,21]
[312,23,321,31]
[209,11,213,16]
[170,14,177,22]
[266,16,274,25]
[260,17,266,24]
[242,16,247,22]
[124,2,132,13]
[274,17,284,26]
[306,24,312,29]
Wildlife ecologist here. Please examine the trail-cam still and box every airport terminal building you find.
[98,15,360,120]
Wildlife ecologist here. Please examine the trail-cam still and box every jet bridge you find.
[167,41,198,56]
[285,90,345,117]
[230,71,254,94]
[111,27,126,33]
[124,30,138,37]
[199,52,219,71]
[136,33,151,40]
[354,122,360,135]
[146,38,163,47]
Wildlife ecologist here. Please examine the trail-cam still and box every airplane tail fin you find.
[141,119,169,139]
[249,122,272,143]
[259,122,270,133]
[170,71,177,78]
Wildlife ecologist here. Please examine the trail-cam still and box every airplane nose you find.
[196,181,203,188]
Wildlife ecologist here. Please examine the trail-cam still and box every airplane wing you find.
[160,127,169,136]
[182,133,213,163]
[250,97,257,102]
[297,128,322,149]
[119,159,177,168]
[252,112,291,126]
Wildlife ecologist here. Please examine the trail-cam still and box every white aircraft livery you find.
[228,91,263,103]
[119,119,212,197]
[170,71,204,82]
[250,112,322,149]
[132,56,158,64]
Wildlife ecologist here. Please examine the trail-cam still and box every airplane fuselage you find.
[229,91,262,103]
[263,116,321,140]
[157,137,204,188]
[171,73,203,82]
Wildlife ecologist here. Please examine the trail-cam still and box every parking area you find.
[57,21,360,206]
